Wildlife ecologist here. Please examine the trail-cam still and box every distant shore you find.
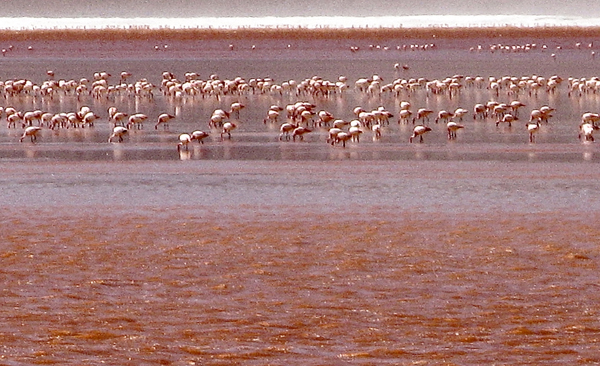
[2,25,600,42]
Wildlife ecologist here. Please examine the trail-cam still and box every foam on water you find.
[2,15,600,30]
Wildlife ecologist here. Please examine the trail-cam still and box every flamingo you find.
[496,114,518,127]
[230,102,245,119]
[579,123,600,141]
[7,112,23,129]
[316,110,335,127]
[435,110,453,124]
[581,112,600,126]
[279,122,297,141]
[292,126,311,141]
[155,113,175,130]
[190,130,210,144]
[409,125,432,143]
[177,133,192,151]
[210,109,229,128]
[82,111,100,127]
[413,108,434,124]
[334,131,352,147]
[220,122,236,140]
[112,112,128,127]
[473,103,486,120]
[127,113,148,129]
[372,123,382,139]
[453,108,469,121]
[263,109,280,124]
[398,109,413,124]
[509,101,526,117]
[19,126,42,142]
[348,126,363,142]
[447,121,464,140]
[108,126,128,142]
[527,121,540,142]
[539,105,555,123]
[327,127,343,145]
[107,106,118,121]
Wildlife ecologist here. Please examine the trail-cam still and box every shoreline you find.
[3,25,600,42]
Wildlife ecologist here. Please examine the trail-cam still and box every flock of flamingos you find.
[4,64,600,152]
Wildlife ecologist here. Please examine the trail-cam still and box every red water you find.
[1,159,600,365]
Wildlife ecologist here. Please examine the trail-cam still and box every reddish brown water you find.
[2,30,600,364]
[2,160,600,365]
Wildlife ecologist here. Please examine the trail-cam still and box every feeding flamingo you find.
[155,113,176,130]
[579,123,600,141]
[447,121,464,140]
[177,133,192,151]
[190,130,210,144]
[409,125,432,143]
[292,126,311,141]
[108,126,128,142]
[19,126,42,142]
[220,122,237,140]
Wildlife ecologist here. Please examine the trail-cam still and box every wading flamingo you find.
[579,123,600,141]
[447,121,464,140]
[177,133,192,151]
[190,130,210,144]
[155,113,176,130]
[292,126,311,141]
[279,122,297,141]
[527,121,540,142]
[220,122,236,140]
[334,131,352,147]
[108,126,128,142]
[409,125,432,143]
[19,126,42,142]
[496,114,517,127]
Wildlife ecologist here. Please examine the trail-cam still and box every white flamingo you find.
[292,126,311,141]
[7,112,23,129]
[579,123,600,141]
[435,110,453,124]
[177,133,192,151]
[230,102,245,119]
[473,103,486,120]
[409,125,432,143]
[108,126,128,142]
[447,121,464,140]
[581,112,600,126]
[112,112,128,127]
[334,131,352,147]
[279,122,297,141]
[82,111,100,127]
[398,109,413,124]
[327,127,343,144]
[527,121,540,142]
[155,113,175,130]
[372,123,382,139]
[263,109,280,124]
[316,110,335,127]
[19,126,42,142]
[190,130,210,144]
[453,108,468,121]
[127,113,148,129]
[348,126,363,142]
[210,109,229,128]
[220,122,236,140]
[496,114,518,127]
[413,108,434,124]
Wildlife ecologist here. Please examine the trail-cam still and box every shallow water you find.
[2,33,600,365]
